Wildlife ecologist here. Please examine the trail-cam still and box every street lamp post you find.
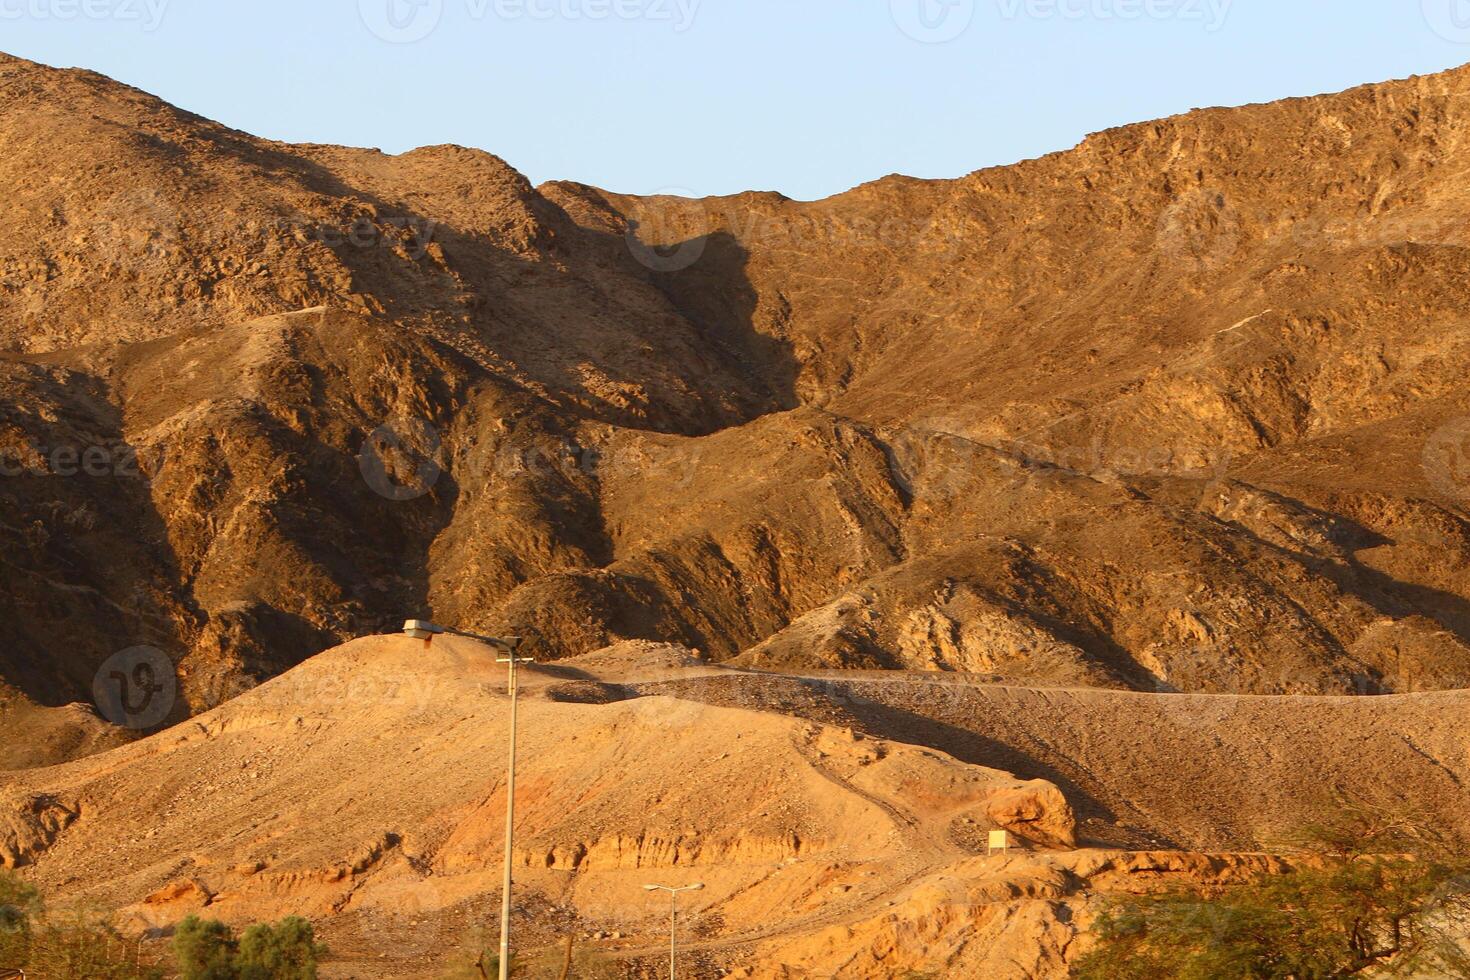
[495,643,534,980]
[404,621,529,980]
[642,882,704,979]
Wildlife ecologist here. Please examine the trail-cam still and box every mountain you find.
[6,52,1470,734]
[9,633,1467,977]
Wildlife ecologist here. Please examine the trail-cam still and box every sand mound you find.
[6,635,1466,976]
[2,636,1075,976]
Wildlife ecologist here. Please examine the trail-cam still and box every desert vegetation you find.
[0,868,162,978]
[1075,808,1470,978]
[0,871,324,980]
[172,915,325,980]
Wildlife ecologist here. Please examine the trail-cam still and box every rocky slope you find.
[11,634,1463,978]
[0,636,1074,977]
[7,52,1470,735]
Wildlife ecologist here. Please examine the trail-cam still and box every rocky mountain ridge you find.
[6,53,1470,731]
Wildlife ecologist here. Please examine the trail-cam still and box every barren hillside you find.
[8,635,1465,977]
[7,54,1470,730]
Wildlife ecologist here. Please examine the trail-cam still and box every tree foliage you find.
[174,915,240,980]
[0,869,163,979]
[236,917,324,980]
[174,915,325,980]
[1074,805,1470,979]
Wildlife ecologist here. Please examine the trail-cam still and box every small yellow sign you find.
[988,830,1010,855]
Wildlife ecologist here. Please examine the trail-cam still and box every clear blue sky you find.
[5,1,1470,200]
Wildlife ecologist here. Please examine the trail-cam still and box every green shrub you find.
[174,915,240,980]
[236,917,324,980]
[0,870,39,970]
[174,915,325,980]
[22,911,165,980]
[0,871,41,933]
[0,871,163,979]
[1073,807,1470,979]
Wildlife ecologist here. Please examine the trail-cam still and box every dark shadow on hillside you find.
[0,362,193,712]
[610,673,1178,849]
[636,227,803,422]
[1201,484,1470,690]
[244,142,803,437]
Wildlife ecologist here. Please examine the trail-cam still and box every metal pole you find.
[404,625,528,979]
[643,883,701,978]
[669,889,678,980]
[498,655,518,980]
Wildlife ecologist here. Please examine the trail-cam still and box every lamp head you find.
[404,620,443,641]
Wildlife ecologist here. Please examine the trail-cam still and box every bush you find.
[442,948,515,979]
[174,916,240,980]
[0,871,40,969]
[174,915,324,980]
[0,869,164,979]
[440,931,633,980]
[236,917,324,980]
[0,872,41,932]
[21,911,166,980]
[1073,807,1470,979]
[0,872,325,980]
